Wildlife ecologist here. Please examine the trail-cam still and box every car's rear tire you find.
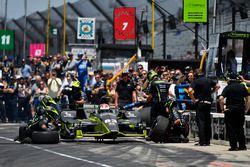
[139,107,151,126]
[32,131,60,144]
[148,115,169,143]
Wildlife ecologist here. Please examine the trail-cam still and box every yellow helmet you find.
[147,70,158,82]
[72,80,81,88]
[41,95,56,108]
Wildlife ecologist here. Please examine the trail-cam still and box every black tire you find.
[32,131,60,144]
[19,126,27,141]
[148,115,169,143]
[139,107,151,126]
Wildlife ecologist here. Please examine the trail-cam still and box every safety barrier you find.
[188,111,250,144]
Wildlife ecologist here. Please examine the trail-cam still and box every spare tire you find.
[32,131,60,144]
[148,115,169,143]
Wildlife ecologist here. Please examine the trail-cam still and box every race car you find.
[59,103,147,140]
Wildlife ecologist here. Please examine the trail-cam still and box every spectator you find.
[85,71,96,102]
[139,70,149,91]
[132,83,148,103]
[137,64,144,75]
[59,72,74,95]
[188,73,220,146]
[64,52,77,72]
[187,72,195,84]
[30,75,42,116]
[115,73,134,108]
[17,77,32,122]
[20,59,32,79]
[76,54,92,91]
[35,81,49,100]
[91,73,105,104]
[219,74,250,151]
[47,70,62,100]
[161,71,170,82]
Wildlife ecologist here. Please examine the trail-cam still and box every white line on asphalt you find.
[0,136,112,167]
[0,123,22,126]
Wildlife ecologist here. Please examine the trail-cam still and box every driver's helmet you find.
[100,103,110,110]
[147,70,158,82]
[41,95,56,108]
[99,103,110,114]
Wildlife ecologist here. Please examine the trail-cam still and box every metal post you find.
[232,5,236,31]
[212,0,217,34]
[63,0,66,55]
[46,0,50,57]
[206,0,209,48]
[3,0,8,57]
[195,23,199,59]
[152,0,155,53]
[23,0,27,60]
[163,16,166,59]
[232,4,236,50]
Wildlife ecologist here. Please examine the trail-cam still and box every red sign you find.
[114,7,136,40]
[29,43,45,59]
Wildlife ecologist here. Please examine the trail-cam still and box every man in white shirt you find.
[47,70,62,99]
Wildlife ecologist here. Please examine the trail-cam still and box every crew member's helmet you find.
[71,80,82,94]
[41,95,56,108]
[147,70,158,82]
[72,80,81,88]
[44,106,59,121]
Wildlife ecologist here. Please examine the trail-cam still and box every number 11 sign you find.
[0,30,14,51]
[114,7,136,40]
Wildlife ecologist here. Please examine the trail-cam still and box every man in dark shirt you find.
[188,73,219,146]
[115,73,134,108]
[91,73,105,104]
[219,74,250,151]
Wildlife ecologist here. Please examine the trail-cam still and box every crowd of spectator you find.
[0,50,200,124]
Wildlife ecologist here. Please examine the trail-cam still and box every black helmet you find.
[41,95,56,108]
[184,66,192,73]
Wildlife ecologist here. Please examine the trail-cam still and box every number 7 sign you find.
[114,7,136,40]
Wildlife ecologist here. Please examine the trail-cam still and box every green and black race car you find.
[59,103,148,140]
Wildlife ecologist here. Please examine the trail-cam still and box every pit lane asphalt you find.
[0,124,250,167]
